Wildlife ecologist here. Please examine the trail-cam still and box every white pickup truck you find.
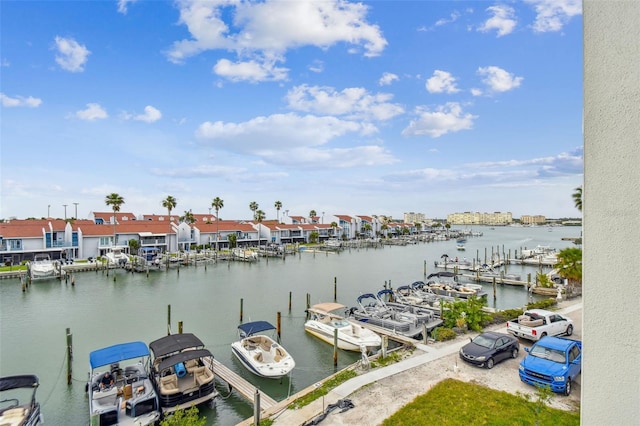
[506,309,574,342]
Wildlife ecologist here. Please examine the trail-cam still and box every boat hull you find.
[304,323,380,352]
[230,344,294,379]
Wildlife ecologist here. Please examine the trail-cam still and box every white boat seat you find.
[184,359,199,374]
[193,366,214,386]
[159,374,179,395]
[92,386,117,400]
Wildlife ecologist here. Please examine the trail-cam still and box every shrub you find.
[433,327,457,341]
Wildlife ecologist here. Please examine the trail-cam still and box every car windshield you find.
[472,335,495,349]
[530,345,566,363]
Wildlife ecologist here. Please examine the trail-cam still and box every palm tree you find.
[572,186,583,212]
[274,200,283,222]
[105,193,124,247]
[162,196,177,252]
[255,209,265,247]
[363,223,372,238]
[555,247,582,288]
[249,201,259,220]
[330,221,338,238]
[212,197,224,252]
[181,210,195,225]
[309,210,317,223]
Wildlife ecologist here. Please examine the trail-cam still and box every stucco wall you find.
[583,1,640,423]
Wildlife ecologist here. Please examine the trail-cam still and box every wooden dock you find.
[205,358,278,411]
[461,273,530,287]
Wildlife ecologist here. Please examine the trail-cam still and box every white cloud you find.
[53,36,90,72]
[425,70,460,94]
[402,102,477,138]
[286,84,404,121]
[478,5,517,37]
[213,58,288,82]
[435,11,461,27]
[470,88,483,96]
[477,66,523,92]
[308,60,324,73]
[117,0,138,14]
[0,93,42,108]
[75,103,108,121]
[122,105,162,123]
[378,72,399,86]
[194,112,393,167]
[524,0,582,33]
[167,0,387,81]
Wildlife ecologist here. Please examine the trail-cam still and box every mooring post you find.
[288,291,292,312]
[334,277,337,302]
[277,312,281,343]
[66,328,73,385]
[167,305,171,335]
[493,277,497,301]
[424,260,427,278]
[178,321,183,334]
[253,388,261,425]
[333,328,338,366]
[240,298,244,323]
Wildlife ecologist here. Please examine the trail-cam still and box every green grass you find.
[288,369,358,410]
[382,378,580,426]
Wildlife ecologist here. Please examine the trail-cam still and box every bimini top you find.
[149,333,204,358]
[237,321,275,338]
[89,341,149,369]
[0,375,39,392]
[156,348,213,372]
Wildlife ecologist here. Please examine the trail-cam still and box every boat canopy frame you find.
[148,333,204,358]
[237,321,276,338]
[89,341,150,370]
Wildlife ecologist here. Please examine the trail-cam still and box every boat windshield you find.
[331,319,350,328]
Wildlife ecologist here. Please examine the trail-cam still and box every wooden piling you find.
[334,277,337,302]
[288,291,292,312]
[240,298,244,323]
[492,277,497,301]
[424,260,427,278]
[333,328,338,367]
[178,321,183,334]
[276,312,281,342]
[167,305,171,335]
[66,328,73,385]
[254,389,261,425]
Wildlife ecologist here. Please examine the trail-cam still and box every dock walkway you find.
[206,359,277,411]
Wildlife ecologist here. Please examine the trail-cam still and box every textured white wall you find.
[583,1,640,423]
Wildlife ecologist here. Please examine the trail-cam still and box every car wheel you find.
[540,332,547,339]
[486,358,495,369]
[511,347,519,359]
[564,379,572,396]
[566,325,573,336]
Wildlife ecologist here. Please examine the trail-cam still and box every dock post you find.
[66,328,73,385]
[333,328,338,366]
[334,277,337,302]
[167,305,171,335]
[178,321,183,334]
[276,312,281,343]
[289,291,292,312]
[381,335,387,359]
[424,260,427,278]
[492,277,497,301]
[422,325,428,345]
[253,389,261,426]
[306,293,310,312]
[527,273,531,290]
[240,298,244,323]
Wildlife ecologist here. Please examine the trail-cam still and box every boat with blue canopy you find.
[231,321,295,379]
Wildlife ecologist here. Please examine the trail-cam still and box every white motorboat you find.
[305,303,381,352]
[104,247,130,268]
[231,247,258,262]
[148,333,218,415]
[0,374,43,425]
[231,321,295,379]
[425,272,487,299]
[87,341,160,426]
[27,253,64,281]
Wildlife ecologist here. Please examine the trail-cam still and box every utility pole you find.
[63,204,68,220]
[73,202,79,219]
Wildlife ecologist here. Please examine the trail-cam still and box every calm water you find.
[0,225,581,425]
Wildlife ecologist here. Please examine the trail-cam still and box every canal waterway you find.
[0,225,581,425]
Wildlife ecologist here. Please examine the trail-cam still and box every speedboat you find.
[87,341,160,426]
[0,374,43,425]
[425,272,487,299]
[27,253,63,281]
[148,333,218,415]
[105,247,130,268]
[305,303,381,352]
[348,294,424,338]
[231,321,295,379]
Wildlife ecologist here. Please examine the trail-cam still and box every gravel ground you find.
[285,301,582,426]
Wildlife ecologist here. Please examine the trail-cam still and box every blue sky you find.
[1,0,583,221]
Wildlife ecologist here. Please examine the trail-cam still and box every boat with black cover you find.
[0,374,43,426]
[148,333,218,415]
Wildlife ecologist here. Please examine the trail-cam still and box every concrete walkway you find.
[252,300,582,426]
